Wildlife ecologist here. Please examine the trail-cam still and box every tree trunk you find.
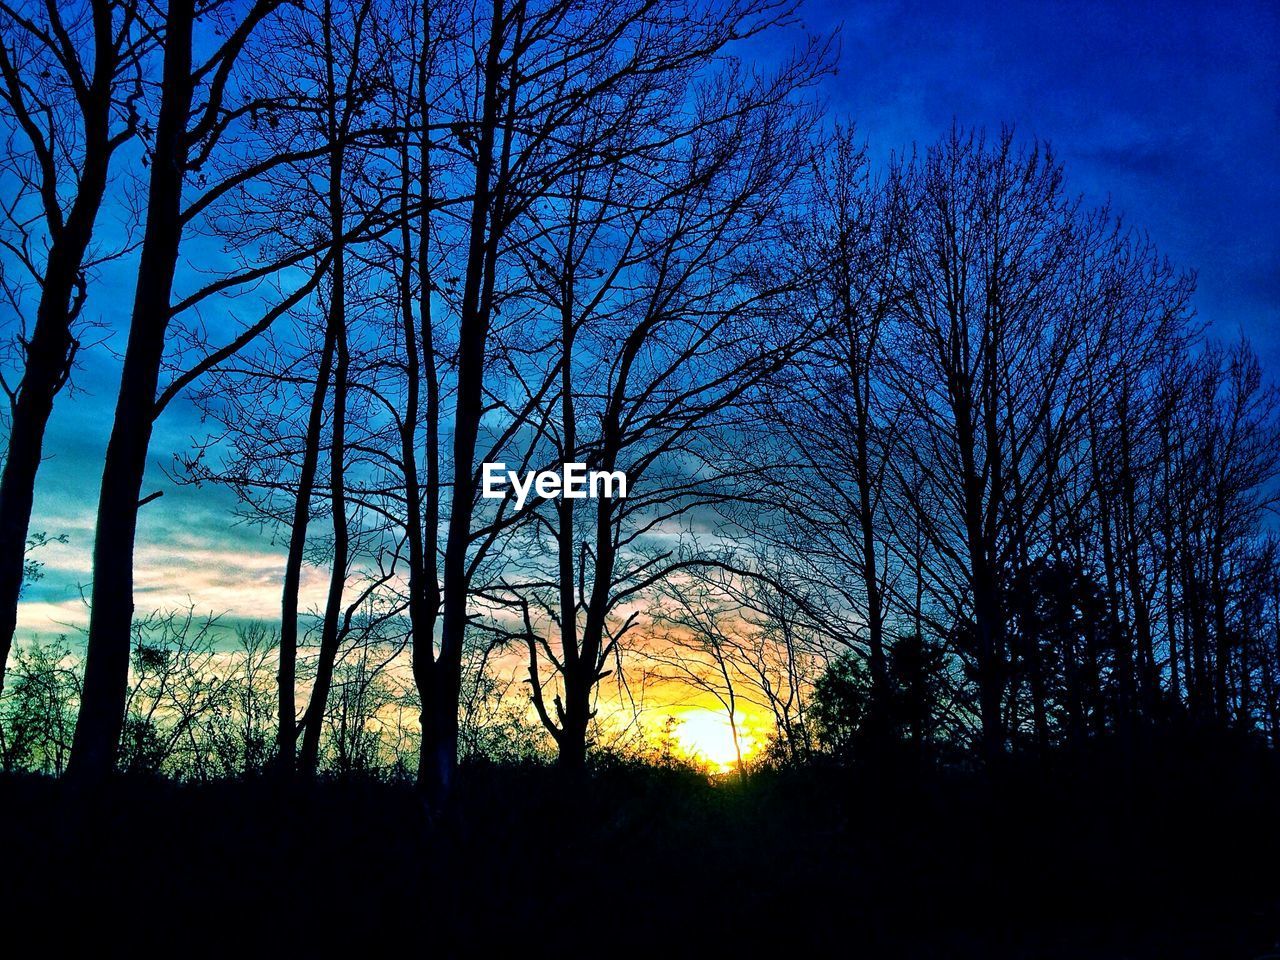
[427,0,505,805]
[276,303,338,773]
[854,410,889,736]
[0,22,118,697]
[405,10,442,787]
[0,250,84,691]
[297,7,351,775]
[68,0,196,781]
[957,394,1004,762]
[297,280,348,775]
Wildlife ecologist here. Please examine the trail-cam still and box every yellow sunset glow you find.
[676,710,757,773]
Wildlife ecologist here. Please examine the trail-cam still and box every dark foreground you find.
[3,732,1279,957]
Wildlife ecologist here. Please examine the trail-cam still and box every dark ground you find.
[2,730,1278,957]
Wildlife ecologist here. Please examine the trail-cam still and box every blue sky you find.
[12,0,1280,641]
[805,0,1279,360]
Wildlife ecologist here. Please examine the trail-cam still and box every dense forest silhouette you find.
[1,0,1278,955]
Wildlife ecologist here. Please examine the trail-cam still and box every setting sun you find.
[675,711,758,773]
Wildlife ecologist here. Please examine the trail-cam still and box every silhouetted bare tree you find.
[0,0,145,697]
[69,0,359,780]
